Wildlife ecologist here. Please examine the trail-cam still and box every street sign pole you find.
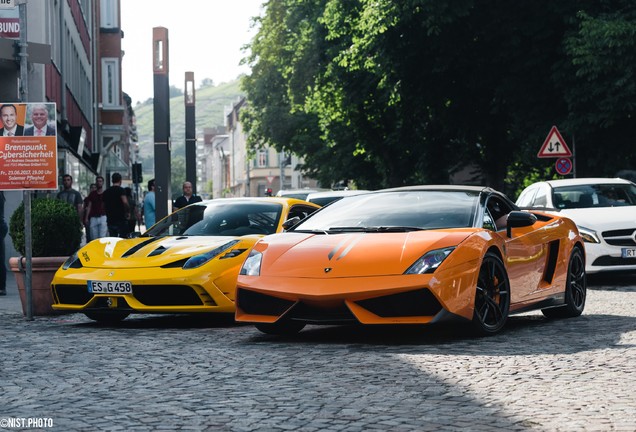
[571,134,576,178]
[18,0,33,320]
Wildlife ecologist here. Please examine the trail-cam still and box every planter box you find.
[9,256,67,316]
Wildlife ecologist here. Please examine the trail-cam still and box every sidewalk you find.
[0,272,23,315]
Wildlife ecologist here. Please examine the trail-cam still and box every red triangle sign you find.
[538,126,572,158]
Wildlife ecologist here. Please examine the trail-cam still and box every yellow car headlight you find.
[183,240,240,269]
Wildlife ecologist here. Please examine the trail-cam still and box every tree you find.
[242,0,636,192]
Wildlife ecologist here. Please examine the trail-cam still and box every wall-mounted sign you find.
[0,102,58,190]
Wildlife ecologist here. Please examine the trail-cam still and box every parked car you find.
[516,178,636,274]
[276,189,325,200]
[306,189,370,207]
[51,198,320,322]
[236,185,586,336]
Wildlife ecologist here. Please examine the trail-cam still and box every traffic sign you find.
[555,158,572,175]
[266,175,275,184]
[538,126,572,158]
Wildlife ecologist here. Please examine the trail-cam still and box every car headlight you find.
[62,251,82,270]
[240,250,263,276]
[183,240,240,269]
[405,247,455,274]
[577,226,600,244]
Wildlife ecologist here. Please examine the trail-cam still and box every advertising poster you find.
[0,102,58,190]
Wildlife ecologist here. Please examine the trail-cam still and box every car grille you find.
[287,302,356,324]
[237,288,295,316]
[355,289,443,317]
[52,284,204,306]
[602,228,636,246]
[53,284,93,305]
[236,287,443,321]
[132,285,203,306]
[591,256,636,267]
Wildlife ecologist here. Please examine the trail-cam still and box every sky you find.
[120,0,264,104]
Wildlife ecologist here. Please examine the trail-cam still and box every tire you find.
[542,247,586,319]
[84,310,130,323]
[472,252,511,336]
[255,321,305,335]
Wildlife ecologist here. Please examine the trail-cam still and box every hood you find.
[261,230,474,278]
[559,206,636,231]
[78,235,252,268]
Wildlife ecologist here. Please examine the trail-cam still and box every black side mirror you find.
[506,211,537,238]
[282,216,301,231]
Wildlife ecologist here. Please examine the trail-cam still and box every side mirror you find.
[282,216,301,231]
[506,211,537,238]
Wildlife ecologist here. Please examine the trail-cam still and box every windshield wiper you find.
[292,229,330,235]
[327,226,423,233]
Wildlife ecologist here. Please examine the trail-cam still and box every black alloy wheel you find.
[472,252,511,335]
[542,247,586,319]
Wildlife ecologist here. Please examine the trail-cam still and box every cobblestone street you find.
[1,275,635,431]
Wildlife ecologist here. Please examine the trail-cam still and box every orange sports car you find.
[235,186,587,335]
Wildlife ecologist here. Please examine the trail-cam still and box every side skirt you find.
[510,293,565,315]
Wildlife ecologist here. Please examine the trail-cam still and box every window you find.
[101,58,120,107]
[100,0,118,29]
[257,150,268,167]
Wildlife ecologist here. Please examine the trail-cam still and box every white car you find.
[516,178,636,274]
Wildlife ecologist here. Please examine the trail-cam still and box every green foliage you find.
[9,199,83,257]
[242,0,636,193]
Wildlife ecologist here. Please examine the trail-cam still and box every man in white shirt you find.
[24,104,55,136]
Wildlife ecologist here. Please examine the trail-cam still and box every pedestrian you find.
[84,176,108,240]
[83,183,97,243]
[124,187,141,236]
[0,192,6,296]
[0,104,24,136]
[173,181,202,210]
[143,179,156,229]
[57,174,84,222]
[102,172,129,238]
[23,104,55,136]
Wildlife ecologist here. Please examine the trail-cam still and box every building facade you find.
[207,97,319,199]
[0,0,133,257]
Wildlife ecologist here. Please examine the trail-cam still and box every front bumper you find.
[51,267,235,314]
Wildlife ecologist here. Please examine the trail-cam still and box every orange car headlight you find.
[405,247,455,274]
[240,250,263,276]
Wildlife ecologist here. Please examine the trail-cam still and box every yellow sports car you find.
[52,197,320,322]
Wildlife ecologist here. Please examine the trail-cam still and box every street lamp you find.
[185,72,197,194]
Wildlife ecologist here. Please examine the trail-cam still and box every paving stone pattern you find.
[0,278,635,431]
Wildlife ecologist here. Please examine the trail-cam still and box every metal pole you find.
[571,135,576,178]
[17,0,33,320]
[184,72,196,194]
[152,28,171,220]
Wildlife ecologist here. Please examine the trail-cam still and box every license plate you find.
[621,248,636,258]
[88,280,133,294]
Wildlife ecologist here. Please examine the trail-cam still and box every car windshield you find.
[144,201,283,237]
[293,190,479,232]
[552,184,636,209]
